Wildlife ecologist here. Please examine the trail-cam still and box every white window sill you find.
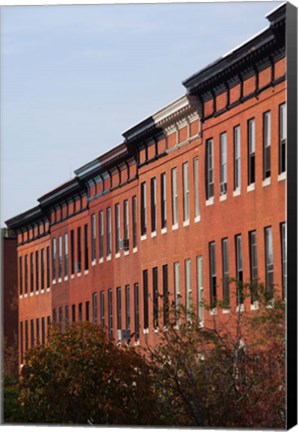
[19,295,23,299]
[219,194,227,202]
[206,197,214,206]
[124,250,129,256]
[194,215,201,223]
[233,188,241,197]
[199,321,204,328]
[92,260,96,266]
[236,304,245,312]
[210,308,217,316]
[143,328,149,334]
[134,340,140,346]
[278,172,286,182]
[262,177,271,187]
[133,247,138,254]
[172,223,179,231]
[58,278,62,283]
[46,287,50,292]
[64,276,68,281]
[107,255,112,261]
[99,257,104,264]
[247,183,255,192]
[30,292,34,297]
[52,279,56,285]
[183,220,190,227]
[250,301,259,311]
[115,252,120,259]
[84,269,89,275]
[154,328,159,333]
[77,272,81,278]
[161,227,167,234]
[40,289,44,295]
[151,231,157,238]
[24,293,28,298]
[141,234,147,241]
[71,274,75,279]
[222,308,230,314]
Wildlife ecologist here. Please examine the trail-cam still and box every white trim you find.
[222,308,230,314]
[210,308,217,316]
[40,289,44,295]
[71,274,75,279]
[77,272,81,277]
[30,292,34,297]
[141,234,147,241]
[247,183,255,192]
[206,197,214,206]
[134,340,140,346]
[124,250,129,256]
[58,277,62,283]
[115,252,121,259]
[84,269,89,275]
[278,172,286,182]
[172,223,179,231]
[250,301,259,311]
[99,257,104,264]
[219,194,227,202]
[233,188,241,197]
[24,293,28,298]
[92,259,96,266]
[183,220,190,227]
[46,287,50,292]
[64,276,69,281]
[151,231,157,238]
[19,295,23,299]
[262,177,271,187]
[143,328,149,334]
[107,255,112,261]
[194,215,201,223]
[52,279,56,285]
[154,328,159,333]
[133,247,138,254]
[161,227,167,234]
[236,304,245,312]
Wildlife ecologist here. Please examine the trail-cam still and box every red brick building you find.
[6,4,287,367]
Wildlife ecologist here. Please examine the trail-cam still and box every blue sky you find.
[1,1,282,225]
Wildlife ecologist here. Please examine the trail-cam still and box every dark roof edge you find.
[5,205,42,230]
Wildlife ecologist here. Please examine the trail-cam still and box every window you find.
[92,293,98,324]
[185,259,192,315]
[234,126,241,190]
[263,111,271,179]
[72,305,76,323]
[141,182,147,236]
[25,255,28,294]
[115,203,120,253]
[249,231,258,303]
[116,287,122,332]
[99,211,104,259]
[58,307,63,330]
[248,119,255,185]
[36,318,40,345]
[52,238,56,280]
[78,303,83,322]
[85,301,90,321]
[151,177,157,232]
[47,316,51,336]
[100,291,105,329]
[279,103,286,174]
[125,285,130,330]
[281,222,287,297]
[206,139,214,199]
[91,214,96,261]
[41,317,45,344]
[132,196,137,248]
[30,253,34,293]
[77,227,81,273]
[108,289,113,339]
[222,238,229,307]
[46,246,50,288]
[143,270,149,329]
[193,157,200,219]
[106,208,112,256]
[209,242,216,309]
[65,306,69,327]
[162,264,169,327]
[220,133,227,195]
[84,224,89,271]
[70,230,74,275]
[134,283,140,340]
[160,173,167,229]
[35,250,39,291]
[19,256,23,295]
[182,163,190,222]
[64,233,68,277]
[174,261,181,312]
[153,267,158,328]
[123,200,129,241]
[41,249,45,290]
[235,235,243,305]
[25,320,29,351]
[265,227,274,300]
[171,167,178,226]
[30,319,34,347]
[20,322,24,363]
[196,256,204,323]
[58,236,62,279]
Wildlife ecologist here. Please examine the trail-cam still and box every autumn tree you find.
[18,322,157,425]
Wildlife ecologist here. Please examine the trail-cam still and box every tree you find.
[18,322,157,425]
[146,280,285,428]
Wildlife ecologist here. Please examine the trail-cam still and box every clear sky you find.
[1,1,282,226]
